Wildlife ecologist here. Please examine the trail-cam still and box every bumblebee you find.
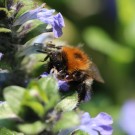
[38,42,104,102]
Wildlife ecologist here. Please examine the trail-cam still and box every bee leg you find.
[43,55,50,61]
[84,78,93,101]
[77,82,87,102]
[36,50,48,53]
[77,78,93,102]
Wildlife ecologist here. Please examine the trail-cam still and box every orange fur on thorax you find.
[62,46,91,73]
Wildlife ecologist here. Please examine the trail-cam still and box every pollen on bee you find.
[62,46,91,73]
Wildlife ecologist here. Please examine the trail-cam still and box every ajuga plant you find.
[0,0,113,135]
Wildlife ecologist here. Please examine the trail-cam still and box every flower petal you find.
[54,13,65,27]
[94,125,113,135]
[13,6,41,26]
[79,112,113,135]
[94,112,113,125]
[37,9,55,18]
[53,21,63,38]
[119,100,135,135]
[79,125,98,135]
[39,72,49,78]
[0,52,3,59]
[81,112,91,125]
[58,80,69,91]
[52,13,65,38]
[38,16,54,25]
[0,52,3,60]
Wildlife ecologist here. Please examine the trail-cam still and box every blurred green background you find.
[42,0,135,134]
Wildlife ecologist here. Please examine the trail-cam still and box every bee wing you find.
[90,62,104,83]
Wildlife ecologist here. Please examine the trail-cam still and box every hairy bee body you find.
[39,43,104,102]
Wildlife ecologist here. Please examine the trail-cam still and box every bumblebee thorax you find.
[62,46,91,73]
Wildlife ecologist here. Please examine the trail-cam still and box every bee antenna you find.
[46,42,62,49]
[36,50,48,54]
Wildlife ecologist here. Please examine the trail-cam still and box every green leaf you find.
[0,28,11,33]
[10,81,45,118]
[0,101,16,119]
[22,90,45,117]
[0,119,17,130]
[54,111,80,132]
[38,77,60,112]
[83,27,134,63]
[56,92,78,111]
[15,0,36,19]
[16,32,53,59]
[71,130,89,135]
[4,86,25,115]
[38,77,59,98]
[17,20,48,44]
[18,121,45,135]
[27,80,49,104]
[23,100,45,117]
[17,77,59,117]
[0,8,9,18]
[20,53,45,77]
[0,102,18,130]
[0,127,23,135]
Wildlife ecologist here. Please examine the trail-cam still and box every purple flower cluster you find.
[37,9,65,38]
[119,100,135,135]
[14,4,65,38]
[78,112,113,135]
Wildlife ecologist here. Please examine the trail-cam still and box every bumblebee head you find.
[49,51,66,71]
[36,42,65,70]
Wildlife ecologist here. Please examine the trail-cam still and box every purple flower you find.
[0,52,3,60]
[38,12,64,38]
[119,100,135,135]
[14,4,65,38]
[39,72,49,78]
[78,112,113,135]
[58,80,69,92]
